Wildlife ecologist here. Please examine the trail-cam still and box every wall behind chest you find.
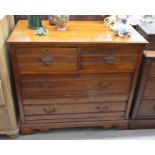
[14,15,108,24]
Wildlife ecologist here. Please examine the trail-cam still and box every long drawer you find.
[24,102,126,123]
[20,73,132,99]
[24,102,126,115]
[80,46,139,73]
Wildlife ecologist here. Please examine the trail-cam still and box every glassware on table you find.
[28,15,42,29]
[54,15,69,31]
[48,15,57,25]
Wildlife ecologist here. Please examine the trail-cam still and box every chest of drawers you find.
[7,20,146,134]
[130,51,155,129]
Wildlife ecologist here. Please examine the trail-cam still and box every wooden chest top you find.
[7,20,147,45]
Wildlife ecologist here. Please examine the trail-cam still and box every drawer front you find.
[143,79,155,97]
[16,47,78,74]
[25,112,125,123]
[0,107,10,129]
[0,80,5,106]
[24,102,126,123]
[24,102,126,116]
[20,73,132,99]
[137,100,155,118]
[80,47,139,73]
[149,62,155,77]
[23,94,129,105]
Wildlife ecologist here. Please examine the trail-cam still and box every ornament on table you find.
[103,15,116,27]
[35,27,47,36]
[104,15,130,37]
[28,15,42,29]
[118,17,130,37]
[54,15,70,31]
[48,15,57,25]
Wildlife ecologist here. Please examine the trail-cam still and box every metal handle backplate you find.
[104,56,115,64]
[97,105,108,112]
[99,83,112,89]
[43,107,56,113]
[42,56,54,65]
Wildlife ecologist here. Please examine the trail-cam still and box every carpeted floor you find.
[0,128,155,140]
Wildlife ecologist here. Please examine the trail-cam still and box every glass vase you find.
[28,15,42,29]
[54,15,69,31]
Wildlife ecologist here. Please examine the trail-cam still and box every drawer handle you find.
[43,107,56,114]
[41,56,54,65]
[104,56,115,64]
[96,105,108,112]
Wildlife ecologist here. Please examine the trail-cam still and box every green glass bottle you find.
[28,15,42,29]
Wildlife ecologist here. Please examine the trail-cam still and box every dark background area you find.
[14,15,108,24]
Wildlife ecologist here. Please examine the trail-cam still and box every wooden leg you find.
[21,126,34,135]
[101,121,128,130]
[38,128,49,132]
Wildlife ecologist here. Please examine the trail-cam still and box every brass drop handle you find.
[97,105,108,112]
[104,56,115,64]
[41,56,54,65]
[43,107,56,114]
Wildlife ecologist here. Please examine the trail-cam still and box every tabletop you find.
[7,20,147,45]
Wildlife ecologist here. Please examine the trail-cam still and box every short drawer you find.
[143,79,155,98]
[80,46,139,73]
[20,73,132,99]
[24,102,126,116]
[15,47,78,74]
[137,100,155,118]
[0,80,5,106]
[0,107,10,130]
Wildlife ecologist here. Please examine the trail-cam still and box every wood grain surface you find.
[8,20,146,134]
[7,20,147,44]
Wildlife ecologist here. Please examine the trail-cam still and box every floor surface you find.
[0,128,155,140]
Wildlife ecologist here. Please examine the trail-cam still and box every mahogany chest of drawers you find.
[130,51,155,129]
[7,20,146,134]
